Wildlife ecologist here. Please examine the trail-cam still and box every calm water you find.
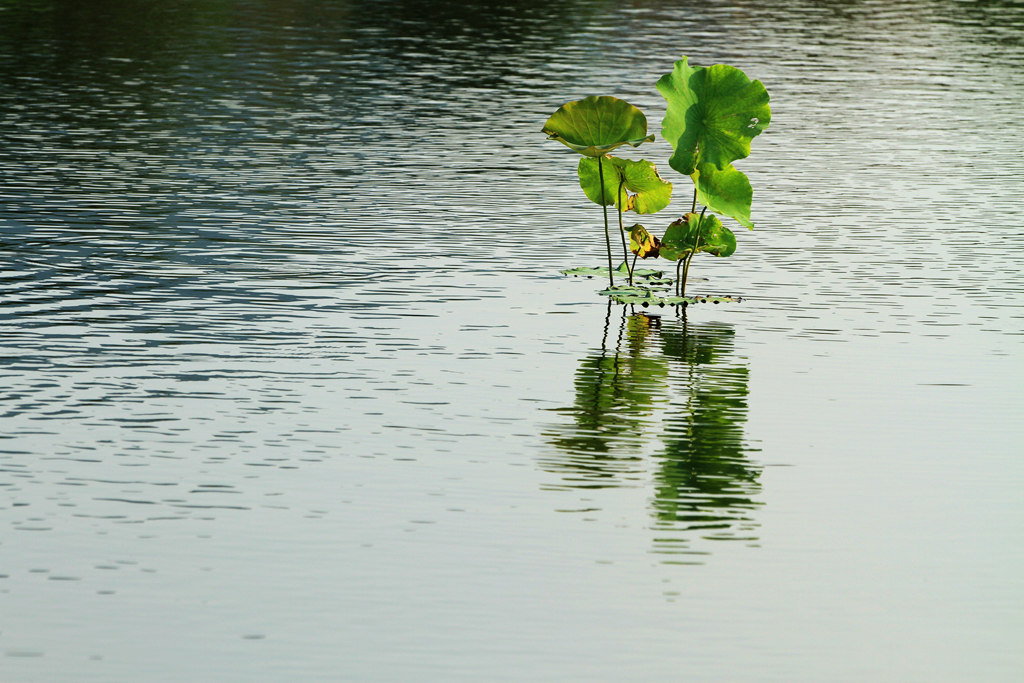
[2,0,1022,680]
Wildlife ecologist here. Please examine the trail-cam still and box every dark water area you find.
[1,0,1023,680]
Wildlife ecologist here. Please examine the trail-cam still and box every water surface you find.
[1,0,1022,680]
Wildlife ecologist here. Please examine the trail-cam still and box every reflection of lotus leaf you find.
[542,309,761,558]
[543,96,655,157]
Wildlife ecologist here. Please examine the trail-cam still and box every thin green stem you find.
[617,180,631,285]
[680,253,693,298]
[598,156,613,289]
[680,207,707,299]
[691,187,697,214]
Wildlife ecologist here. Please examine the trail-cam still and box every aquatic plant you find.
[544,56,770,303]
[542,95,656,287]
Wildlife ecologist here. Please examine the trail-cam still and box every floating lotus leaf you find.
[660,212,736,262]
[562,265,665,280]
[692,162,754,230]
[543,96,655,157]
[598,286,654,298]
[656,57,771,175]
[602,288,741,306]
[629,224,661,259]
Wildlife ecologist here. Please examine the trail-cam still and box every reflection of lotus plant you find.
[541,305,761,558]
[544,57,771,304]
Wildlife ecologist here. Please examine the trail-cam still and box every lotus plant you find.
[544,57,771,304]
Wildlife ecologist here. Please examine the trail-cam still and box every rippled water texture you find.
[2,0,1022,680]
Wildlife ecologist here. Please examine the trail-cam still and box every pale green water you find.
[1,0,1022,680]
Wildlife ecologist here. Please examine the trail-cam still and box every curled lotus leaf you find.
[543,96,655,158]
[628,224,661,259]
[660,212,736,261]
[577,157,673,212]
[656,56,771,175]
[692,162,754,229]
[614,158,673,214]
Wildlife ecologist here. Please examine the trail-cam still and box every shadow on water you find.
[542,302,761,561]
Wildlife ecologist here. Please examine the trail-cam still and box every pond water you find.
[1,0,1022,680]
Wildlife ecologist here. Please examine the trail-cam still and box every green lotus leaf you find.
[695,213,737,257]
[543,95,655,157]
[656,56,771,175]
[628,223,661,259]
[562,265,664,280]
[602,290,740,306]
[613,158,673,214]
[578,157,674,212]
[660,216,699,262]
[660,212,736,261]
[598,286,653,298]
[692,162,754,230]
[577,156,624,207]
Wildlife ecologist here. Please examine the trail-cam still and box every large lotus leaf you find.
[628,224,661,259]
[692,162,754,229]
[612,158,673,214]
[543,96,655,157]
[660,212,736,261]
[577,156,625,207]
[656,56,771,175]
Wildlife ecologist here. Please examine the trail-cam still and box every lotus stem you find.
[598,156,614,289]
[679,207,707,299]
[617,180,632,285]
[680,254,693,298]
[691,188,697,214]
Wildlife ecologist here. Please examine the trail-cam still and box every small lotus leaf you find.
[693,162,754,230]
[628,224,661,259]
[656,57,771,175]
[696,213,737,257]
[578,157,673,213]
[562,265,664,280]
[614,158,673,214]
[543,96,655,158]
[660,216,699,262]
[577,156,624,207]
[660,212,736,261]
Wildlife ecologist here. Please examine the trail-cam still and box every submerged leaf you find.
[543,96,655,157]
[629,224,661,259]
[656,57,771,175]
